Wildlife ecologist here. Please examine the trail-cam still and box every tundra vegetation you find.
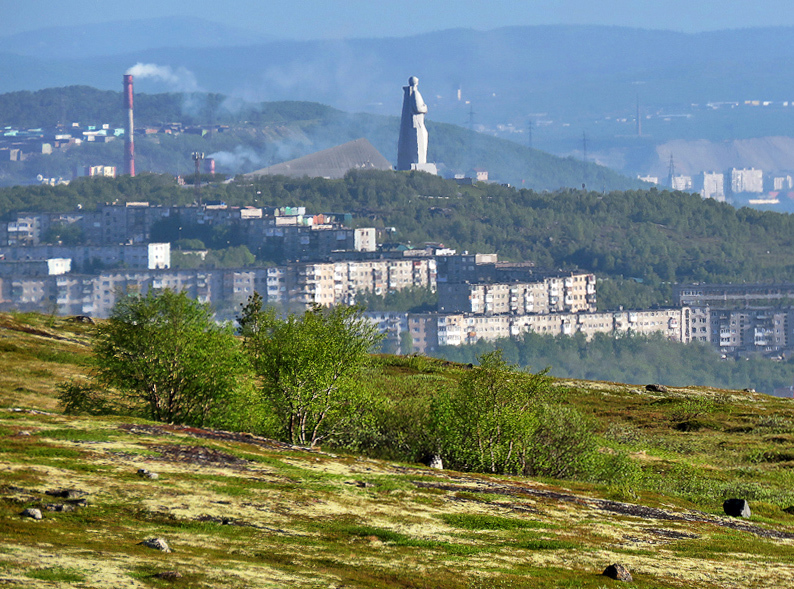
[4,302,794,587]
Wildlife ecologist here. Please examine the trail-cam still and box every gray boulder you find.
[723,498,751,518]
[603,563,633,582]
[140,538,171,552]
[20,508,42,520]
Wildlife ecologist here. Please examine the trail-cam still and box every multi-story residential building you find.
[612,308,692,342]
[0,243,170,271]
[700,172,725,201]
[707,309,790,355]
[773,175,793,191]
[0,256,439,319]
[435,253,500,283]
[0,258,71,278]
[731,168,764,193]
[674,283,794,308]
[407,314,439,354]
[369,307,692,355]
[671,175,693,191]
[438,273,596,316]
[1,204,376,263]
[690,307,710,343]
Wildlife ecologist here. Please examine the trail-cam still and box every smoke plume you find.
[125,62,200,93]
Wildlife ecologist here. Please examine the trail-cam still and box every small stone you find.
[155,571,182,580]
[17,430,31,436]
[138,468,159,479]
[645,384,668,393]
[724,498,751,518]
[603,563,633,582]
[140,537,171,552]
[21,508,42,520]
[355,481,375,488]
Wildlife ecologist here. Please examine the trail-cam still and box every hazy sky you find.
[6,0,794,38]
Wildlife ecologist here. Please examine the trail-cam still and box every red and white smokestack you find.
[123,74,135,177]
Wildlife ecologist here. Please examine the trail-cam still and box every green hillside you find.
[0,86,645,191]
[3,312,794,588]
[3,170,792,306]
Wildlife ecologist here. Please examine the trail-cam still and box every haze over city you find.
[6,0,794,39]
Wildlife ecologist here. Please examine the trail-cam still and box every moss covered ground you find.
[2,312,794,588]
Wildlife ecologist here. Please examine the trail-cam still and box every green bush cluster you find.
[58,290,625,486]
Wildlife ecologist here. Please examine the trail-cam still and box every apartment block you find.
[438,273,596,316]
[700,172,725,201]
[731,168,764,193]
[671,175,693,191]
[674,283,794,307]
[372,307,692,355]
[708,309,790,354]
[0,243,170,271]
[0,255,439,318]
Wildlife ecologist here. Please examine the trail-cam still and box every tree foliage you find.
[435,351,554,474]
[82,289,246,425]
[238,295,382,447]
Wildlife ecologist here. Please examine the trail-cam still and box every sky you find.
[5,0,794,38]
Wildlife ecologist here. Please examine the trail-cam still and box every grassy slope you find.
[2,313,794,588]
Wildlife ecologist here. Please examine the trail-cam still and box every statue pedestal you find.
[410,163,438,175]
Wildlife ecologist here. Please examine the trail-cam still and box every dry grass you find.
[3,312,794,588]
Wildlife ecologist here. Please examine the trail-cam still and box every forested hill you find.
[3,170,794,308]
[0,86,643,191]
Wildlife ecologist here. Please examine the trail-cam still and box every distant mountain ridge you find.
[0,17,266,59]
[5,24,794,180]
[4,24,794,124]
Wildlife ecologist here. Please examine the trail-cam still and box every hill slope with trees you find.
[0,86,645,191]
[2,170,794,309]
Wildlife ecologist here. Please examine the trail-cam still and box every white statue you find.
[397,76,429,171]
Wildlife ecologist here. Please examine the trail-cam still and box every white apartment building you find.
[731,168,764,193]
[370,307,693,354]
[438,273,596,316]
[0,243,170,271]
[671,175,693,191]
[700,172,725,201]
